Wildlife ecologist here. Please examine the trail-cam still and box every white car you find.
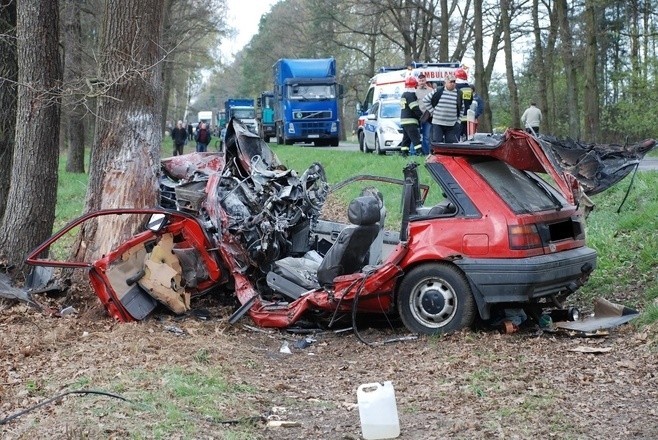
[361,99,403,154]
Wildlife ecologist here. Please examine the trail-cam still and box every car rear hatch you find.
[431,129,581,204]
[432,130,588,255]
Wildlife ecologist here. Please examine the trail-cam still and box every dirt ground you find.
[1,292,657,440]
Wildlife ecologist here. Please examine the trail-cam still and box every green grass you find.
[107,367,260,439]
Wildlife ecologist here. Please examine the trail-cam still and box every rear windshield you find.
[472,159,564,213]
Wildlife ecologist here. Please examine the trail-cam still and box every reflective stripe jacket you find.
[400,91,422,125]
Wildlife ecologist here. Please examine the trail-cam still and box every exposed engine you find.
[158,118,329,276]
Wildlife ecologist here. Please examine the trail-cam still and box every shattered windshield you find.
[472,159,565,213]
[288,84,336,100]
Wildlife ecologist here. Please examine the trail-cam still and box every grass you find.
[107,367,259,439]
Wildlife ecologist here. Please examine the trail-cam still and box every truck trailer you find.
[273,58,343,146]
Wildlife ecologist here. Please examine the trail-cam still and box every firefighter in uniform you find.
[399,76,423,156]
[455,68,474,141]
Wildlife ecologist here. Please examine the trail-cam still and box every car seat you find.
[266,195,381,300]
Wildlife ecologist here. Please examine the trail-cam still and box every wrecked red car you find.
[26,119,654,334]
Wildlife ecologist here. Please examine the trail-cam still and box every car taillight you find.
[508,224,542,249]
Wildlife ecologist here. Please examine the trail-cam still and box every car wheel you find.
[375,135,384,155]
[359,131,368,152]
[397,263,476,335]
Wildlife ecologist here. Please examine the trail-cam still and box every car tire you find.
[359,131,368,153]
[397,263,476,335]
[375,135,384,155]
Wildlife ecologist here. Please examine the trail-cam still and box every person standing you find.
[415,73,434,155]
[399,76,423,157]
[467,85,485,139]
[423,74,462,144]
[187,123,194,141]
[195,122,211,152]
[454,68,473,141]
[171,120,187,156]
[521,102,542,134]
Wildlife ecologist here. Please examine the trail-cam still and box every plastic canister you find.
[357,381,400,439]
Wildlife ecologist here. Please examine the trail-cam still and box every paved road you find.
[638,158,658,171]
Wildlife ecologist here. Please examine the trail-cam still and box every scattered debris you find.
[60,306,77,317]
[266,420,301,428]
[568,346,613,354]
[164,325,185,336]
[279,340,292,354]
[555,298,639,335]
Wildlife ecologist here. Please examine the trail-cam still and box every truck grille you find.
[298,122,332,136]
[293,111,332,120]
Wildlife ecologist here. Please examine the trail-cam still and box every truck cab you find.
[273,58,343,147]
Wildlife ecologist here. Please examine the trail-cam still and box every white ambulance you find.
[356,62,462,150]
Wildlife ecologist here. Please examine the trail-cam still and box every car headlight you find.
[381,125,399,135]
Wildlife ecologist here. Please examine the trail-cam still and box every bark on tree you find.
[0,0,61,277]
[500,0,520,127]
[71,0,164,264]
[583,0,600,141]
[531,0,548,131]
[62,0,86,173]
[473,0,489,131]
[556,0,580,138]
[0,0,17,221]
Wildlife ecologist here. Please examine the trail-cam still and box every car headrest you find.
[347,196,381,226]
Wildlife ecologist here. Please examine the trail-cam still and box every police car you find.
[361,98,403,155]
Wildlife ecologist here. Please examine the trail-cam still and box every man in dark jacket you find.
[171,120,187,155]
[399,76,423,156]
[195,122,212,152]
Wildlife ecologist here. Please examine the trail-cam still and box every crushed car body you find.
[25,120,656,334]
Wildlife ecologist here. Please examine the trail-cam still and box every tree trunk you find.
[0,0,61,277]
[473,0,488,131]
[0,0,17,221]
[72,0,165,264]
[439,0,449,60]
[500,0,520,127]
[583,0,600,141]
[63,0,85,173]
[544,1,559,134]
[556,0,580,138]
[532,0,548,131]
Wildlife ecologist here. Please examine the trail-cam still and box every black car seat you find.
[266,195,381,300]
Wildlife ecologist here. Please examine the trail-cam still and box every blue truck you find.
[257,91,275,143]
[224,98,259,135]
[273,58,343,146]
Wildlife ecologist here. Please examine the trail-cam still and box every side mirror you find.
[146,213,167,232]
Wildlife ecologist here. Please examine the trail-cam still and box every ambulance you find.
[356,61,462,149]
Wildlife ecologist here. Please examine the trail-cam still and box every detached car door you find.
[26,209,223,322]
